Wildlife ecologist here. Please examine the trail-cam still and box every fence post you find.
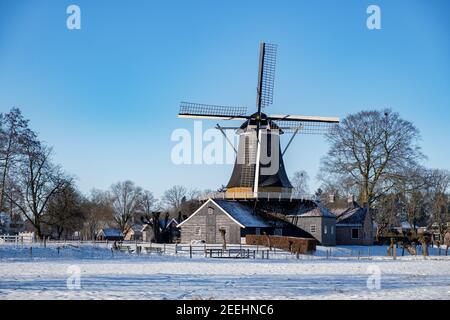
[189,245,192,259]
[175,243,178,255]
[30,247,32,258]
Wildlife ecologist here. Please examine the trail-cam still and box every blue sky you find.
[0,0,449,198]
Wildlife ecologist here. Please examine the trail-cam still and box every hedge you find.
[245,234,316,254]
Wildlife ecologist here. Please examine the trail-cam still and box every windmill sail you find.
[269,114,339,134]
[178,102,248,120]
[257,43,277,110]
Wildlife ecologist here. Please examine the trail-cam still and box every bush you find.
[246,234,316,254]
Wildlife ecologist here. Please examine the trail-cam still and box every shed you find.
[96,228,123,241]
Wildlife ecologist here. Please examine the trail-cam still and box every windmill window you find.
[324,225,327,234]
[351,228,359,239]
[310,225,316,234]
[207,207,214,215]
[331,226,334,235]
[195,227,201,236]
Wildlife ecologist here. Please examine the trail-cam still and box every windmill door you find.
[206,214,216,243]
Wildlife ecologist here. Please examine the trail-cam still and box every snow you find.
[213,199,270,228]
[0,243,449,300]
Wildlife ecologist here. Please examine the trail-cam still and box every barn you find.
[177,198,271,244]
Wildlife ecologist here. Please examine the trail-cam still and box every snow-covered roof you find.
[159,218,178,229]
[398,222,426,229]
[296,206,336,218]
[99,228,123,237]
[214,200,270,228]
[332,202,368,226]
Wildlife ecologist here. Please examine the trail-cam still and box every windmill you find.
[178,43,339,199]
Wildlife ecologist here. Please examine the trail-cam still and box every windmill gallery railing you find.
[199,191,315,201]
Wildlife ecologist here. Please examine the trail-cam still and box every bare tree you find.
[0,108,36,212]
[291,170,310,196]
[320,109,423,210]
[109,181,143,233]
[162,185,187,209]
[375,192,403,237]
[4,141,69,239]
[141,190,159,217]
[429,169,450,241]
[81,189,114,240]
[44,183,84,239]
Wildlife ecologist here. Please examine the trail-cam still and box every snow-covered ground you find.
[0,243,449,300]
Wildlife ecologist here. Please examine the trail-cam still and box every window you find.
[274,228,282,235]
[219,226,228,234]
[195,227,201,236]
[331,226,334,235]
[351,228,359,239]
[207,207,214,215]
[255,227,261,235]
[324,225,328,234]
[310,225,316,234]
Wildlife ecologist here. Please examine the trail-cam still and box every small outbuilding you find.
[177,198,271,244]
[96,228,123,241]
[123,224,144,241]
[332,201,374,245]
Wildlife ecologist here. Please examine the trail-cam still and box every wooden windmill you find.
[178,43,339,198]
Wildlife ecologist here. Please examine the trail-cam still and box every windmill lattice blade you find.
[273,120,339,134]
[269,114,340,123]
[179,102,248,120]
[260,43,277,109]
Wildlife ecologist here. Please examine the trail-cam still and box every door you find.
[206,214,216,243]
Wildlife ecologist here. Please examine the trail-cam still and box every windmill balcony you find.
[199,191,314,202]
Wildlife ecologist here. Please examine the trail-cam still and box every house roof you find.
[177,199,270,228]
[214,200,271,228]
[159,218,178,229]
[332,202,368,226]
[99,228,123,237]
[129,224,144,232]
[296,206,336,218]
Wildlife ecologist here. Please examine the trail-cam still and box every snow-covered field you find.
[0,243,449,300]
